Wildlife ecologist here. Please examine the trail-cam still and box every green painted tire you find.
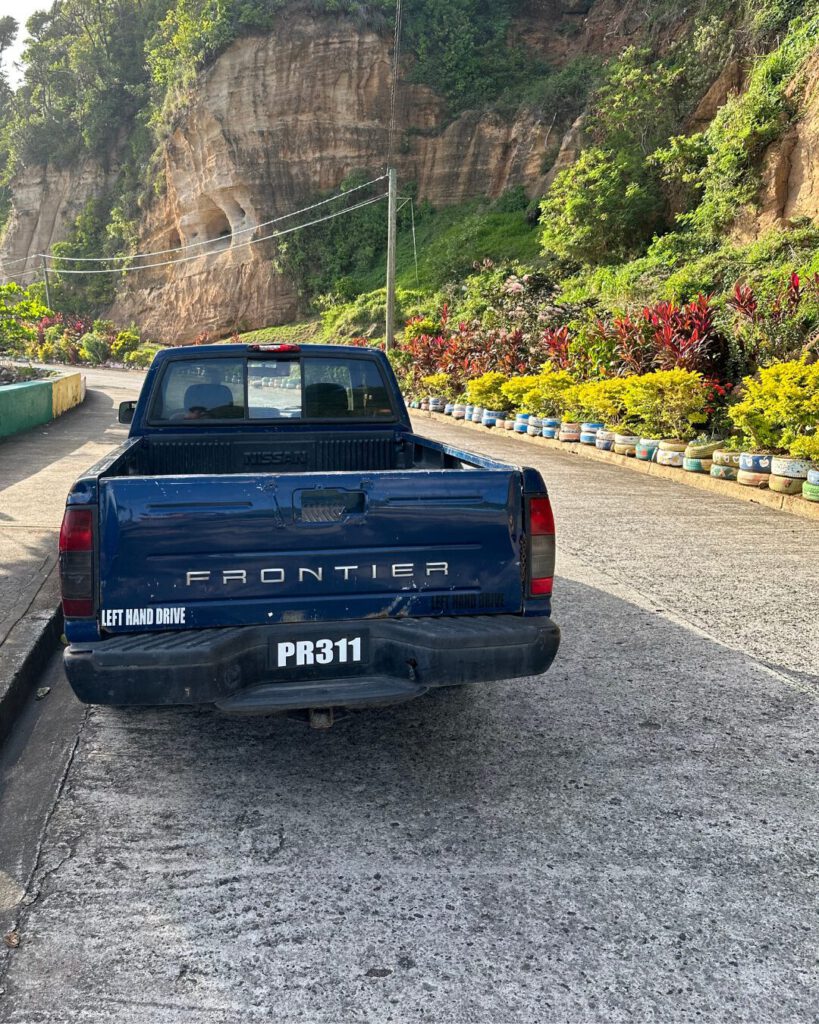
[802,481,819,502]
[683,457,713,473]
[710,465,738,481]
[685,441,723,459]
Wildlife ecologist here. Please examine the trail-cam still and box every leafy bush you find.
[500,367,574,416]
[621,368,709,438]
[557,377,632,426]
[728,360,819,451]
[78,331,111,365]
[125,345,161,368]
[421,372,459,401]
[465,372,510,410]
[111,328,141,359]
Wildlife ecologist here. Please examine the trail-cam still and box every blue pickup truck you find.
[59,343,559,718]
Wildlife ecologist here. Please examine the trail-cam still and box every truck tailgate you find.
[97,470,524,632]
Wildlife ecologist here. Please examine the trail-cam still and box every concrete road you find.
[0,410,817,1024]
[0,366,144,646]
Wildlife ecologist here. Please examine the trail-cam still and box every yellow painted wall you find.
[51,372,84,418]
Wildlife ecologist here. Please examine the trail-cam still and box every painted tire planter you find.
[452,403,466,420]
[514,413,530,434]
[420,399,430,411]
[444,403,454,416]
[464,404,474,420]
[558,422,581,442]
[658,440,688,452]
[429,396,446,413]
[541,418,560,439]
[527,415,543,437]
[580,422,603,446]
[683,457,713,473]
[770,456,812,479]
[482,410,498,427]
[739,452,772,474]
[769,474,804,495]
[613,443,637,457]
[471,406,484,423]
[737,469,770,488]
[803,481,819,502]
[808,467,819,485]
[636,437,661,462]
[503,417,516,431]
[596,429,615,452]
[713,449,741,468]
[656,449,685,468]
[685,440,723,459]
[710,465,738,481]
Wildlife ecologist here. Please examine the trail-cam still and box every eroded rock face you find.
[733,51,819,242]
[0,159,118,286]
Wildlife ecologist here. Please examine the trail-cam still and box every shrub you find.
[125,346,159,368]
[557,377,632,426]
[465,371,510,410]
[728,360,819,451]
[500,367,574,415]
[78,330,111,365]
[621,368,709,438]
[111,327,141,359]
[421,372,458,401]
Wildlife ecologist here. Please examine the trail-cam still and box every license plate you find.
[272,635,366,672]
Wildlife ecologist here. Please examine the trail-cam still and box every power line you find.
[387,0,403,166]
[44,172,391,262]
[50,193,389,275]
[0,175,389,283]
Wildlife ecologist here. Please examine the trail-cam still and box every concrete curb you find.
[0,571,63,746]
[0,370,85,440]
[417,412,819,524]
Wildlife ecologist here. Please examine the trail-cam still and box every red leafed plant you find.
[542,326,571,371]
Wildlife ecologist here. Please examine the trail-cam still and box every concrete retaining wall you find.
[0,371,85,440]
[51,371,84,417]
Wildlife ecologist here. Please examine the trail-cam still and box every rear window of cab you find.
[150,356,395,423]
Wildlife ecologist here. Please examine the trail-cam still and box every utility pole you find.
[385,167,397,352]
[41,256,52,309]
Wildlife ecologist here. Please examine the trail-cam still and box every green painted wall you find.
[0,380,54,439]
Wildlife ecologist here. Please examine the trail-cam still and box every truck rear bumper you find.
[64,615,560,712]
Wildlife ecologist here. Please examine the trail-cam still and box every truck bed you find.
[101,430,487,477]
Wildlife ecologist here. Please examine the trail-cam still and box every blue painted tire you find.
[596,437,615,451]
[543,418,561,429]
[541,426,558,439]
[808,467,819,486]
[514,414,530,434]
[635,443,658,462]
[739,452,772,473]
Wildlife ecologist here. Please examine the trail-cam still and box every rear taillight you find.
[59,508,94,617]
[527,495,555,597]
